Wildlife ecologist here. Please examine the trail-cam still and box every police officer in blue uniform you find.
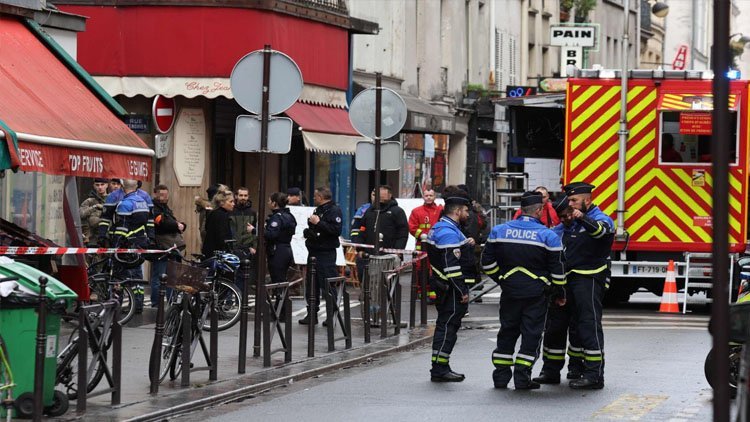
[300,187,343,325]
[265,192,297,321]
[562,182,614,390]
[482,191,565,390]
[265,192,297,283]
[111,179,151,250]
[98,180,154,245]
[422,186,474,382]
[533,196,584,385]
[99,179,154,311]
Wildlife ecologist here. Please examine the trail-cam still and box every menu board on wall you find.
[173,108,206,186]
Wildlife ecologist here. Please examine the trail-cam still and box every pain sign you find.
[550,25,597,47]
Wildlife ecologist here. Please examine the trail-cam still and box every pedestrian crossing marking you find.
[593,394,668,420]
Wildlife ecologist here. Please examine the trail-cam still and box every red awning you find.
[0,18,152,179]
[285,102,366,155]
[285,102,359,136]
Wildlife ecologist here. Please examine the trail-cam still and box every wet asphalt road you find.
[182,291,719,422]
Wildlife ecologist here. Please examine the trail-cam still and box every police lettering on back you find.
[503,228,538,241]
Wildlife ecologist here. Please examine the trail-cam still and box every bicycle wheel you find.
[55,335,106,400]
[159,305,182,382]
[88,274,136,325]
[202,279,242,331]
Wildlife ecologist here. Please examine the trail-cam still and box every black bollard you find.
[180,294,191,388]
[262,286,271,367]
[380,271,388,339]
[362,254,371,343]
[409,260,417,328]
[307,257,316,358]
[209,290,218,381]
[112,304,122,405]
[325,280,335,352]
[149,274,168,394]
[238,259,251,373]
[253,256,262,358]
[33,276,48,422]
[420,258,428,326]
[76,304,88,414]
[343,284,352,349]
[284,293,293,362]
[395,274,402,335]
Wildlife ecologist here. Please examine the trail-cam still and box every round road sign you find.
[348,87,407,139]
[230,49,303,115]
[152,95,176,134]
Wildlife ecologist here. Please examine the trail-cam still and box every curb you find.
[125,331,433,421]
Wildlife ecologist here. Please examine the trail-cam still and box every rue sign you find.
[550,25,597,47]
[152,95,176,134]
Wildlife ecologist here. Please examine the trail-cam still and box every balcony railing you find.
[282,0,348,15]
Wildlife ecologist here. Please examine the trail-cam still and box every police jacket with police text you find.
[265,208,296,255]
[305,200,342,252]
[355,199,409,251]
[563,205,614,276]
[99,188,154,241]
[482,215,565,299]
[111,191,151,248]
[423,216,476,296]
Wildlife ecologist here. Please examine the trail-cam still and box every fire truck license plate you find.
[630,265,667,275]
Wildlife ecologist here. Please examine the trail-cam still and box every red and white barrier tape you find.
[340,241,427,261]
[0,246,170,256]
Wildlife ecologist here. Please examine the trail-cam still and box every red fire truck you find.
[563,69,748,308]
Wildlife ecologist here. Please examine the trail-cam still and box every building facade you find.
[55,0,376,252]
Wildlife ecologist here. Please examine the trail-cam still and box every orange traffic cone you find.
[659,260,680,313]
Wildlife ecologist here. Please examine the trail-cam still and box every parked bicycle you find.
[180,251,242,332]
[55,302,115,400]
[157,285,215,382]
[86,246,178,325]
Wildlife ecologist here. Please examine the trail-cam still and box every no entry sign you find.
[152,95,176,133]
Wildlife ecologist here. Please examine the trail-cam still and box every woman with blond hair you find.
[202,190,235,257]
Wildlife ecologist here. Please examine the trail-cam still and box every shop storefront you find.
[0,15,153,279]
[399,134,449,198]
[56,2,376,246]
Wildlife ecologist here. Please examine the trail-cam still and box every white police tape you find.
[0,246,173,256]
[340,240,427,260]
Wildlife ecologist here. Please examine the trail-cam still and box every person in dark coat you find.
[354,185,409,252]
[150,184,186,306]
[202,191,235,258]
[300,187,342,325]
[265,192,297,283]
[265,192,297,320]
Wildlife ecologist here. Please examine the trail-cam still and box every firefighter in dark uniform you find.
[422,187,474,382]
[533,196,584,385]
[482,191,565,390]
[300,187,343,325]
[562,182,614,390]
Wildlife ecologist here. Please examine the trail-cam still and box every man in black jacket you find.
[300,187,343,325]
[354,185,409,252]
[150,184,186,306]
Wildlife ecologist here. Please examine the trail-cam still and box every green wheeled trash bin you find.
[0,257,78,418]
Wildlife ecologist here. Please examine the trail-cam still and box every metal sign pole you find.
[711,3,731,420]
[254,44,272,358]
[374,73,382,256]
